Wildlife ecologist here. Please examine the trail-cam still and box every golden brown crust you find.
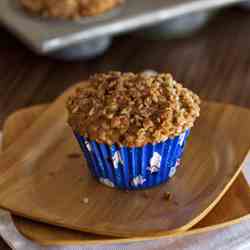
[20,0,122,19]
[67,72,201,147]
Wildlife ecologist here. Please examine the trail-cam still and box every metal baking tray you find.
[0,0,247,54]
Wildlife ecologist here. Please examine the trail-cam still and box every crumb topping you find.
[67,72,200,147]
[20,0,122,19]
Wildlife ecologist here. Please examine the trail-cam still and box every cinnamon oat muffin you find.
[67,72,200,190]
[20,0,122,19]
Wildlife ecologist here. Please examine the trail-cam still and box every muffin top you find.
[67,72,200,147]
[20,0,122,19]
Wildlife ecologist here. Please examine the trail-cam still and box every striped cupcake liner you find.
[74,129,190,190]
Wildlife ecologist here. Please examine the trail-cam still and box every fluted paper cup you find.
[74,129,190,190]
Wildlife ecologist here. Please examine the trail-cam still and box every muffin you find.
[20,0,122,19]
[67,72,200,190]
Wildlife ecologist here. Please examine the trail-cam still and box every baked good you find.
[67,72,200,147]
[67,72,200,190]
[20,0,122,19]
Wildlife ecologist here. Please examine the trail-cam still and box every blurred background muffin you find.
[20,0,123,19]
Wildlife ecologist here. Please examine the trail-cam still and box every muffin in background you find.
[20,0,123,19]
[67,72,200,190]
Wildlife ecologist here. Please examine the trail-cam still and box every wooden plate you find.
[3,105,250,245]
[0,85,249,238]
[2,104,250,246]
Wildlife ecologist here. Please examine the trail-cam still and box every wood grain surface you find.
[0,6,250,250]
[2,104,250,245]
[0,80,248,238]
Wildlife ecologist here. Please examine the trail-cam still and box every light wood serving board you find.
[0,85,249,238]
[2,104,250,246]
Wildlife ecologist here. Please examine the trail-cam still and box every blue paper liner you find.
[74,129,190,190]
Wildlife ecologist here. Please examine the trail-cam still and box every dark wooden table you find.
[0,7,249,250]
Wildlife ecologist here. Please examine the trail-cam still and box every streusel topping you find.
[20,0,122,19]
[67,72,200,147]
